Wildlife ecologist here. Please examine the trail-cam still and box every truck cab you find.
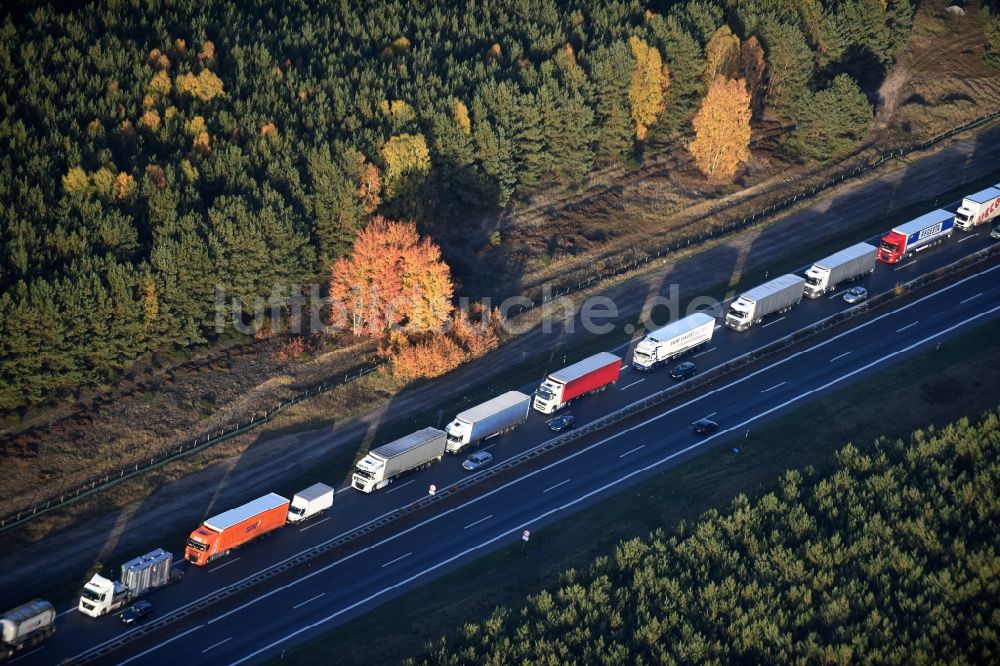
[351,455,384,493]
[876,232,906,263]
[631,339,661,371]
[724,298,753,331]
[184,528,216,565]
[803,265,830,297]
[78,575,129,617]
[444,420,472,453]
[532,380,563,414]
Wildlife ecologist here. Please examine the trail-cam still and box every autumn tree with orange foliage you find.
[387,304,503,381]
[627,36,667,140]
[688,77,751,181]
[330,218,453,338]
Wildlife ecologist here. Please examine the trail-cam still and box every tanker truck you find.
[1,600,55,661]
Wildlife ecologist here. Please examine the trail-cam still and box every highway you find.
[11,220,1000,665]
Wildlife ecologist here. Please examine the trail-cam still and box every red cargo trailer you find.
[184,493,289,565]
[532,352,621,414]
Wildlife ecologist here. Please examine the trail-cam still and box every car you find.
[547,413,576,432]
[462,451,493,471]
[991,224,1000,239]
[843,286,868,304]
[691,418,719,435]
[670,361,697,380]
[120,600,153,625]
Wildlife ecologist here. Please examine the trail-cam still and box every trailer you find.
[1,600,55,661]
[803,242,877,298]
[445,391,531,454]
[532,352,621,414]
[631,313,716,371]
[953,186,1000,231]
[352,427,447,492]
[287,483,335,523]
[725,274,805,331]
[184,494,290,565]
[78,548,179,617]
[877,209,953,263]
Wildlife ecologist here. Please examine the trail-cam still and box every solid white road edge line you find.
[81,265,999,665]
[227,295,1000,666]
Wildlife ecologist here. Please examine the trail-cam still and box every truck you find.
[953,185,1000,231]
[352,427,447,493]
[78,548,179,617]
[445,391,531,454]
[532,352,621,414]
[631,313,716,372]
[725,274,806,332]
[1,600,55,661]
[803,242,877,298]
[877,208,954,263]
[287,483,335,523]
[184,493,290,565]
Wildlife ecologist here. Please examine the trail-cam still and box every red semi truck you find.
[184,493,289,565]
[532,352,621,414]
[877,208,954,264]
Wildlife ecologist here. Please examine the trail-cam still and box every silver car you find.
[843,286,868,304]
[462,451,493,471]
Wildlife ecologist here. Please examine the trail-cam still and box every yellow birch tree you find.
[689,77,751,181]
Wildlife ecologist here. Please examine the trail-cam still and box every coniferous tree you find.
[760,20,814,118]
[588,42,635,165]
[787,74,872,161]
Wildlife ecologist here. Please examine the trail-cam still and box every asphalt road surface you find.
[13,215,1000,664]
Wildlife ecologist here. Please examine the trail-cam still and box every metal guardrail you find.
[4,111,999,535]
[70,242,1000,664]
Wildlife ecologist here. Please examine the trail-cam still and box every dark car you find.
[991,224,1000,240]
[547,413,576,432]
[670,361,697,380]
[121,600,153,625]
[691,418,719,435]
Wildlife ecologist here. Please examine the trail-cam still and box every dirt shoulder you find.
[2,121,999,604]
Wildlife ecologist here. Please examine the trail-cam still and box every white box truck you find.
[725,274,805,331]
[287,483,335,523]
[631,313,716,371]
[803,242,877,298]
[352,427,446,492]
[445,391,531,454]
[78,548,179,617]
[1,600,55,661]
[954,185,1000,231]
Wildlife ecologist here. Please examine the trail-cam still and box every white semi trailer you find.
[352,427,446,492]
[631,313,716,371]
[445,391,531,454]
[803,242,877,298]
[725,274,806,332]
